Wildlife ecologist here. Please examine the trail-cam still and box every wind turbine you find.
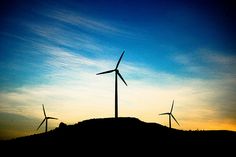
[37,104,58,133]
[159,100,180,128]
[96,51,127,118]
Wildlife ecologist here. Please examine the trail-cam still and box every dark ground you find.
[1,117,235,155]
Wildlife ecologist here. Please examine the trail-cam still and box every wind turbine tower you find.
[37,104,58,132]
[97,51,127,118]
[159,100,180,128]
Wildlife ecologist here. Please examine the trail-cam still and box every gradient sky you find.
[0,0,236,139]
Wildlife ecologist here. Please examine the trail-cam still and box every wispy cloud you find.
[199,48,236,65]
[37,7,132,37]
[24,22,104,54]
[172,48,236,77]
[50,10,120,33]
[172,54,191,65]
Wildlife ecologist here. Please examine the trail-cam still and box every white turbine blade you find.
[117,72,127,86]
[170,100,174,113]
[37,118,46,130]
[159,112,169,115]
[47,117,58,120]
[115,51,125,69]
[171,114,180,126]
[42,104,46,117]
[96,69,115,75]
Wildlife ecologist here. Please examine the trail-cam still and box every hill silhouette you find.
[1,117,235,154]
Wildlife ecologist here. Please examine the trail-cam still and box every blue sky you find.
[0,0,236,139]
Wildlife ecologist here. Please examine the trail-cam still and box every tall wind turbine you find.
[159,100,180,128]
[97,51,127,118]
[37,104,58,133]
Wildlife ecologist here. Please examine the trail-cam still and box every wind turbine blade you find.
[42,104,46,117]
[170,100,174,113]
[96,69,115,75]
[159,112,169,115]
[115,51,125,69]
[117,72,127,86]
[47,117,58,120]
[171,114,180,126]
[37,118,46,130]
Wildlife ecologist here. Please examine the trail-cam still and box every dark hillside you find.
[1,117,235,154]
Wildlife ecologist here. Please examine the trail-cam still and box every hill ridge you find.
[1,117,236,154]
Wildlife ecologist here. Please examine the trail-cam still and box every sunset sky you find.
[0,0,236,139]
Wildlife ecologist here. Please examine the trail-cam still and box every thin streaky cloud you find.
[0,32,29,43]
[172,54,191,65]
[25,22,104,53]
[199,48,236,65]
[172,49,236,77]
[23,20,123,57]
[39,8,131,36]
[173,49,236,67]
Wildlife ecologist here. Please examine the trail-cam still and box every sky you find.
[0,0,236,139]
